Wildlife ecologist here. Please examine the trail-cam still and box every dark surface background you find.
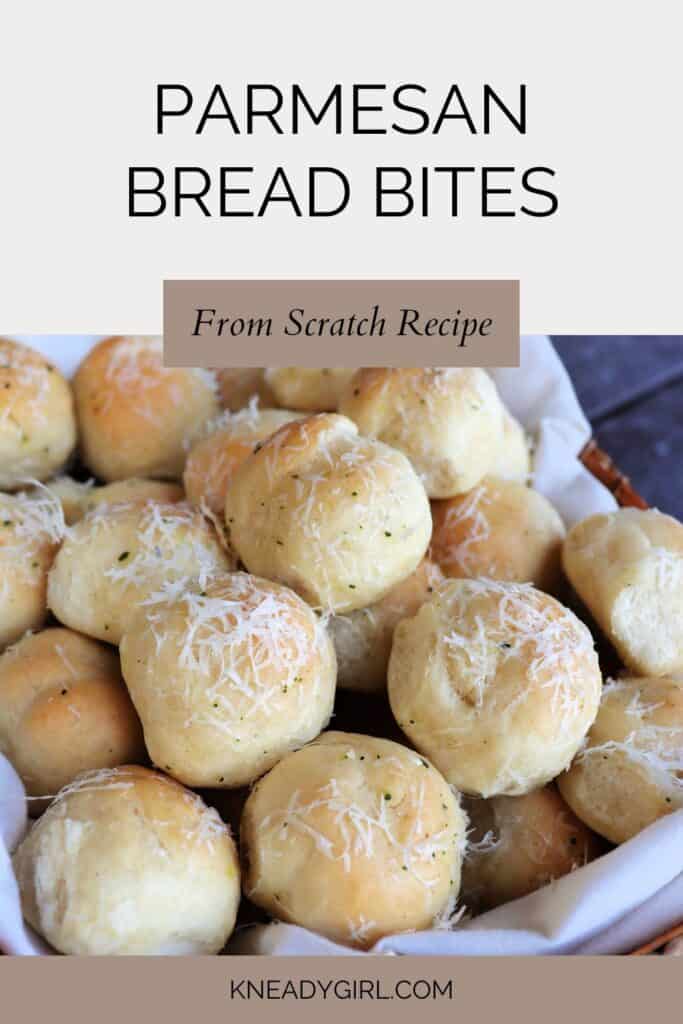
[551,337,683,518]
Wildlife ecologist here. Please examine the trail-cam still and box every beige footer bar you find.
[0,954,675,1022]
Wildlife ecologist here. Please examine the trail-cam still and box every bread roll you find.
[431,477,566,592]
[13,766,240,954]
[73,336,219,481]
[47,475,184,525]
[558,675,683,843]
[388,579,602,797]
[461,786,602,913]
[0,628,144,813]
[339,367,505,498]
[224,414,431,613]
[183,406,301,516]
[265,368,354,412]
[0,338,77,488]
[329,557,445,693]
[48,500,232,644]
[120,573,336,788]
[0,485,65,650]
[43,476,92,524]
[217,368,276,411]
[491,411,531,483]
[563,508,683,676]
[241,732,467,948]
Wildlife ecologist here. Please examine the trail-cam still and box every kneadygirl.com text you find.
[228,976,455,1001]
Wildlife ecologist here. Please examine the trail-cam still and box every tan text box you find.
[163,279,519,367]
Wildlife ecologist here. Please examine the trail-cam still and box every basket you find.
[0,439,676,958]
[580,439,681,955]
[580,440,649,511]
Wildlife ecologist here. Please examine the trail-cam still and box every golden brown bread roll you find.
[13,766,241,954]
[329,557,445,693]
[461,785,603,913]
[224,414,432,613]
[217,368,276,411]
[0,485,65,650]
[431,477,566,593]
[48,500,232,644]
[563,508,683,677]
[73,336,220,481]
[183,406,301,516]
[241,732,467,948]
[491,411,531,483]
[46,475,184,525]
[0,628,144,813]
[120,573,336,788]
[339,367,505,498]
[43,475,92,524]
[265,368,355,412]
[558,675,683,843]
[0,338,77,488]
[388,579,602,797]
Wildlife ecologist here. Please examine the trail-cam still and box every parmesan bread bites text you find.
[13,766,240,955]
[431,477,566,593]
[0,628,144,813]
[48,500,232,644]
[558,675,683,844]
[461,786,603,913]
[563,508,683,676]
[224,414,432,613]
[183,406,301,516]
[0,338,77,489]
[339,367,505,498]
[120,573,336,788]
[329,557,445,693]
[0,486,65,650]
[388,579,602,797]
[265,368,355,412]
[73,336,220,481]
[240,732,467,948]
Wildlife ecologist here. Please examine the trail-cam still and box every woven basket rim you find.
[580,439,648,510]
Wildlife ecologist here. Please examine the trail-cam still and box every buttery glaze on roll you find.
[224,414,432,613]
[0,338,77,489]
[563,508,683,677]
[183,406,301,516]
[0,628,144,813]
[216,368,276,411]
[431,477,566,593]
[48,500,232,644]
[241,732,467,948]
[46,476,184,525]
[558,675,683,843]
[339,367,505,498]
[329,557,445,693]
[265,368,355,412]
[13,766,240,954]
[461,786,603,912]
[388,579,602,797]
[120,572,336,788]
[0,485,65,650]
[73,336,219,481]
[491,411,531,483]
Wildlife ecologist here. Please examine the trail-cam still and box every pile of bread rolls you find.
[1,337,681,956]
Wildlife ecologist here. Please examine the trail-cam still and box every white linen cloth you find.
[1,335,680,956]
